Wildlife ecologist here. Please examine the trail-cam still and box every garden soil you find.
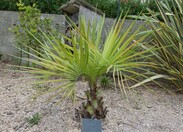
[0,63,183,132]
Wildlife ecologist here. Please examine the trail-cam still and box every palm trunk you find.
[80,82,107,119]
[89,82,97,99]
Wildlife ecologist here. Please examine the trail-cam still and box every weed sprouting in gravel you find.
[26,112,41,127]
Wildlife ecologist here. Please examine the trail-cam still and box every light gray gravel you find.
[0,63,183,132]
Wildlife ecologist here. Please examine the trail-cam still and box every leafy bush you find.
[0,0,18,11]
[10,0,54,66]
[120,0,147,17]
[86,0,147,18]
[85,0,176,18]
[22,0,69,14]
[0,0,69,14]
[86,0,118,17]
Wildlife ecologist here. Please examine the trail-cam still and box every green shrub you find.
[9,0,54,66]
[0,0,69,14]
[22,0,69,14]
[86,0,118,17]
[0,0,18,11]
[86,0,147,18]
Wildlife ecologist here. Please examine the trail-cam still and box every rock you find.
[4,111,13,115]
[146,104,153,108]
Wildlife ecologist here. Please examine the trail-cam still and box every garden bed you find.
[0,63,183,132]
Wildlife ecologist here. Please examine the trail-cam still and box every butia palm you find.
[20,15,156,119]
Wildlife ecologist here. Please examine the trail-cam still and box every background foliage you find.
[0,0,69,14]
[0,0,174,18]
[86,0,147,18]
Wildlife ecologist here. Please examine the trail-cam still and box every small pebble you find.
[4,111,13,115]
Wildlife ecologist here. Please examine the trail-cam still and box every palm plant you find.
[144,0,183,91]
[19,15,157,119]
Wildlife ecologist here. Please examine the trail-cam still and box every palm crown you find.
[22,15,155,119]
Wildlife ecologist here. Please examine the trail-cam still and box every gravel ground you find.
[0,63,183,132]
